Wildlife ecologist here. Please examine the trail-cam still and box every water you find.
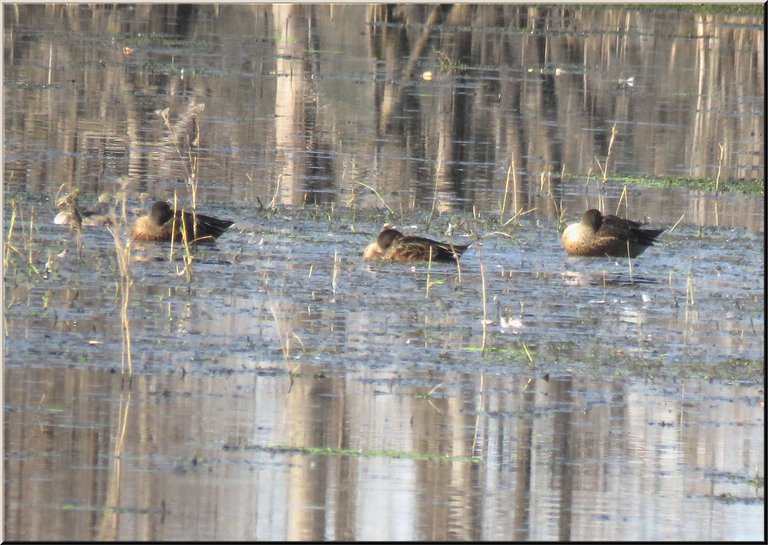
[4,367,762,540]
[3,4,764,541]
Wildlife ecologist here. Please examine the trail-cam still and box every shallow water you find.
[3,4,765,542]
[4,366,763,541]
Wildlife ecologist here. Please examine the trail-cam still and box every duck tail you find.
[197,215,235,239]
[637,228,665,246]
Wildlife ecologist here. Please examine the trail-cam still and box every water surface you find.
[3,4,764,541]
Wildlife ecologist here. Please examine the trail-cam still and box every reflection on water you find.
[3,4,765,542]
[3,5,764,229]
[4,366,763,541]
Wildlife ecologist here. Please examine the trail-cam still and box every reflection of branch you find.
[97,391,131,540]
[471,375,484,456]
[267,296,302,375]
[268,301,291,361]
[402,5,442,79]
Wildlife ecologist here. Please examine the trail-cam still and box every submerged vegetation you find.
[638,3,766,16]
[570,173,766,196]
[223,443,482,464]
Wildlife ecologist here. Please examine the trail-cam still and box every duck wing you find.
[181,211,234,241]
[600,214,664,246]
[398,235,469,261]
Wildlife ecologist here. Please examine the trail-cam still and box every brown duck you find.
[363,226,470,263]
[131,201,234,243]
[561,209,664,258]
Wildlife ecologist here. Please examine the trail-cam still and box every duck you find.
[54,191,115,228]
[131,201,234,243]
[561,209,664,258]
[363,226,470,263]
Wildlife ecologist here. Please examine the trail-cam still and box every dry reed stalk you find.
[26,205,37,271]
[158,105,204,265]
[470,374,484,456]
[268,302,290,359]
[553,199,567,230]
[593,124,618,213]
[343,162,361,217]
[616,185,628,216]
[686,270,695,308]
[107,226,133,377]
[354,181,395,215]
[715,143,725,194]
[158,104,204,196]
[4,201,20,270]
[113,391,131,454]
[267,298,302,374]
[595,123,619,182]
[522,376,534,391]
[555,163,567,219]
[522,342,533,366]
[502,206,537,228]
[169,192,180,258]
[163,194,194,281]
[477,243,489,356]
[427,173,440,226]
[512,156,519,220]
[332,250,339,294]
[597,189,606,215]
[454,243,463,285]
[669,214,685,232]
[178,207,195,282]
[425,246,434,297]
[684,268,696,329]
[269,173,283,210]
[500,164,512,224]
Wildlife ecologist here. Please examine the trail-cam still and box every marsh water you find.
[3,4,764,541]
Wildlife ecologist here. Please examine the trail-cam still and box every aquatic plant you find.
[169,193,196,282]
[4,200,20,273]
[499,158,516,226]
[157,103,205,205]
[157,102,208,280]
[3,200,52,278]
[107,225,133,377]
[269,173,283,210]
[566,173,763,195]
[332,249,339,295]
[715,143,726,195]
[595,123,619,185]
[476,228,489,356]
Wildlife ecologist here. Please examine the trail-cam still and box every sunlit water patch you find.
[4,366,762,541]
